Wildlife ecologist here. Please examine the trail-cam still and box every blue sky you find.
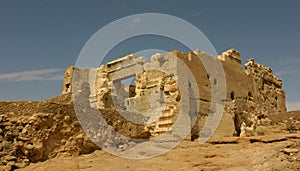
[0,0,300,111]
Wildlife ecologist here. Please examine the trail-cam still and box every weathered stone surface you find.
[207,137,239,144]
[63,49,287,139]
[62,66,74,94]
[281,148,299,155]
[20,134,300,171]
[93,53,183,136]
[245,58,286,113]
[0,97,99,170]
[0,49,299,170]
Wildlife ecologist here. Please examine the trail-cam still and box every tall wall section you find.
[61,49,287,139]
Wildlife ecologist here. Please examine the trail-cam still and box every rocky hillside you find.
[0,93,156,171]
[0,94,99,170]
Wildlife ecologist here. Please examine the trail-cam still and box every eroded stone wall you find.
[62,49,287,139]
[94,53,183,136]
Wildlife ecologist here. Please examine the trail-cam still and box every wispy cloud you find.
[0,68,65,82]
[182,12,203,19]
[273,57,300,75]
[276,58,300,65]
[275,69,300,76]
[287,101,300,111]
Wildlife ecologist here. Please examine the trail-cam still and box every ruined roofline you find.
[245,58,274,74]
[66,48,282,80]
[106,54,140,67]
[63,48,285,93]
[67,48,283,89]
[245,58,283,88]
[218,48,241,62]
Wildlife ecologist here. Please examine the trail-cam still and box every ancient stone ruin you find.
[2,48,299,171]
[62,49,286,140]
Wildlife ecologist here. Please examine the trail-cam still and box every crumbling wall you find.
[62,66,74,94]
[216,49,286,137]
[62,66,90,95]
[245,58,286,113]
[169,50,212,140]
[62,48,287,139]
[94,54,182,136]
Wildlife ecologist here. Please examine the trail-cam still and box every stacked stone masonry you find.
[62,49,286,139]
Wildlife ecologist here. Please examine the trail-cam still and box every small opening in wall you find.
[129,85,136,98]
[65,83,70,91]
[231,91,235,100]
[248,91,252,97]
[213,78,217,85]
[207,73,210,79]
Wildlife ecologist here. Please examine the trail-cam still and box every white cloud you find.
[274,69,300,76]
[286,101,300,111]
[277,58,300,65]
[274,57,300,75]
[0,68,65,82]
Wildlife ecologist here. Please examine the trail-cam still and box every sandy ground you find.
[19,134,300,171]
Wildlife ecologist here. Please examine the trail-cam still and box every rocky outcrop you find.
[0,97,99,170]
